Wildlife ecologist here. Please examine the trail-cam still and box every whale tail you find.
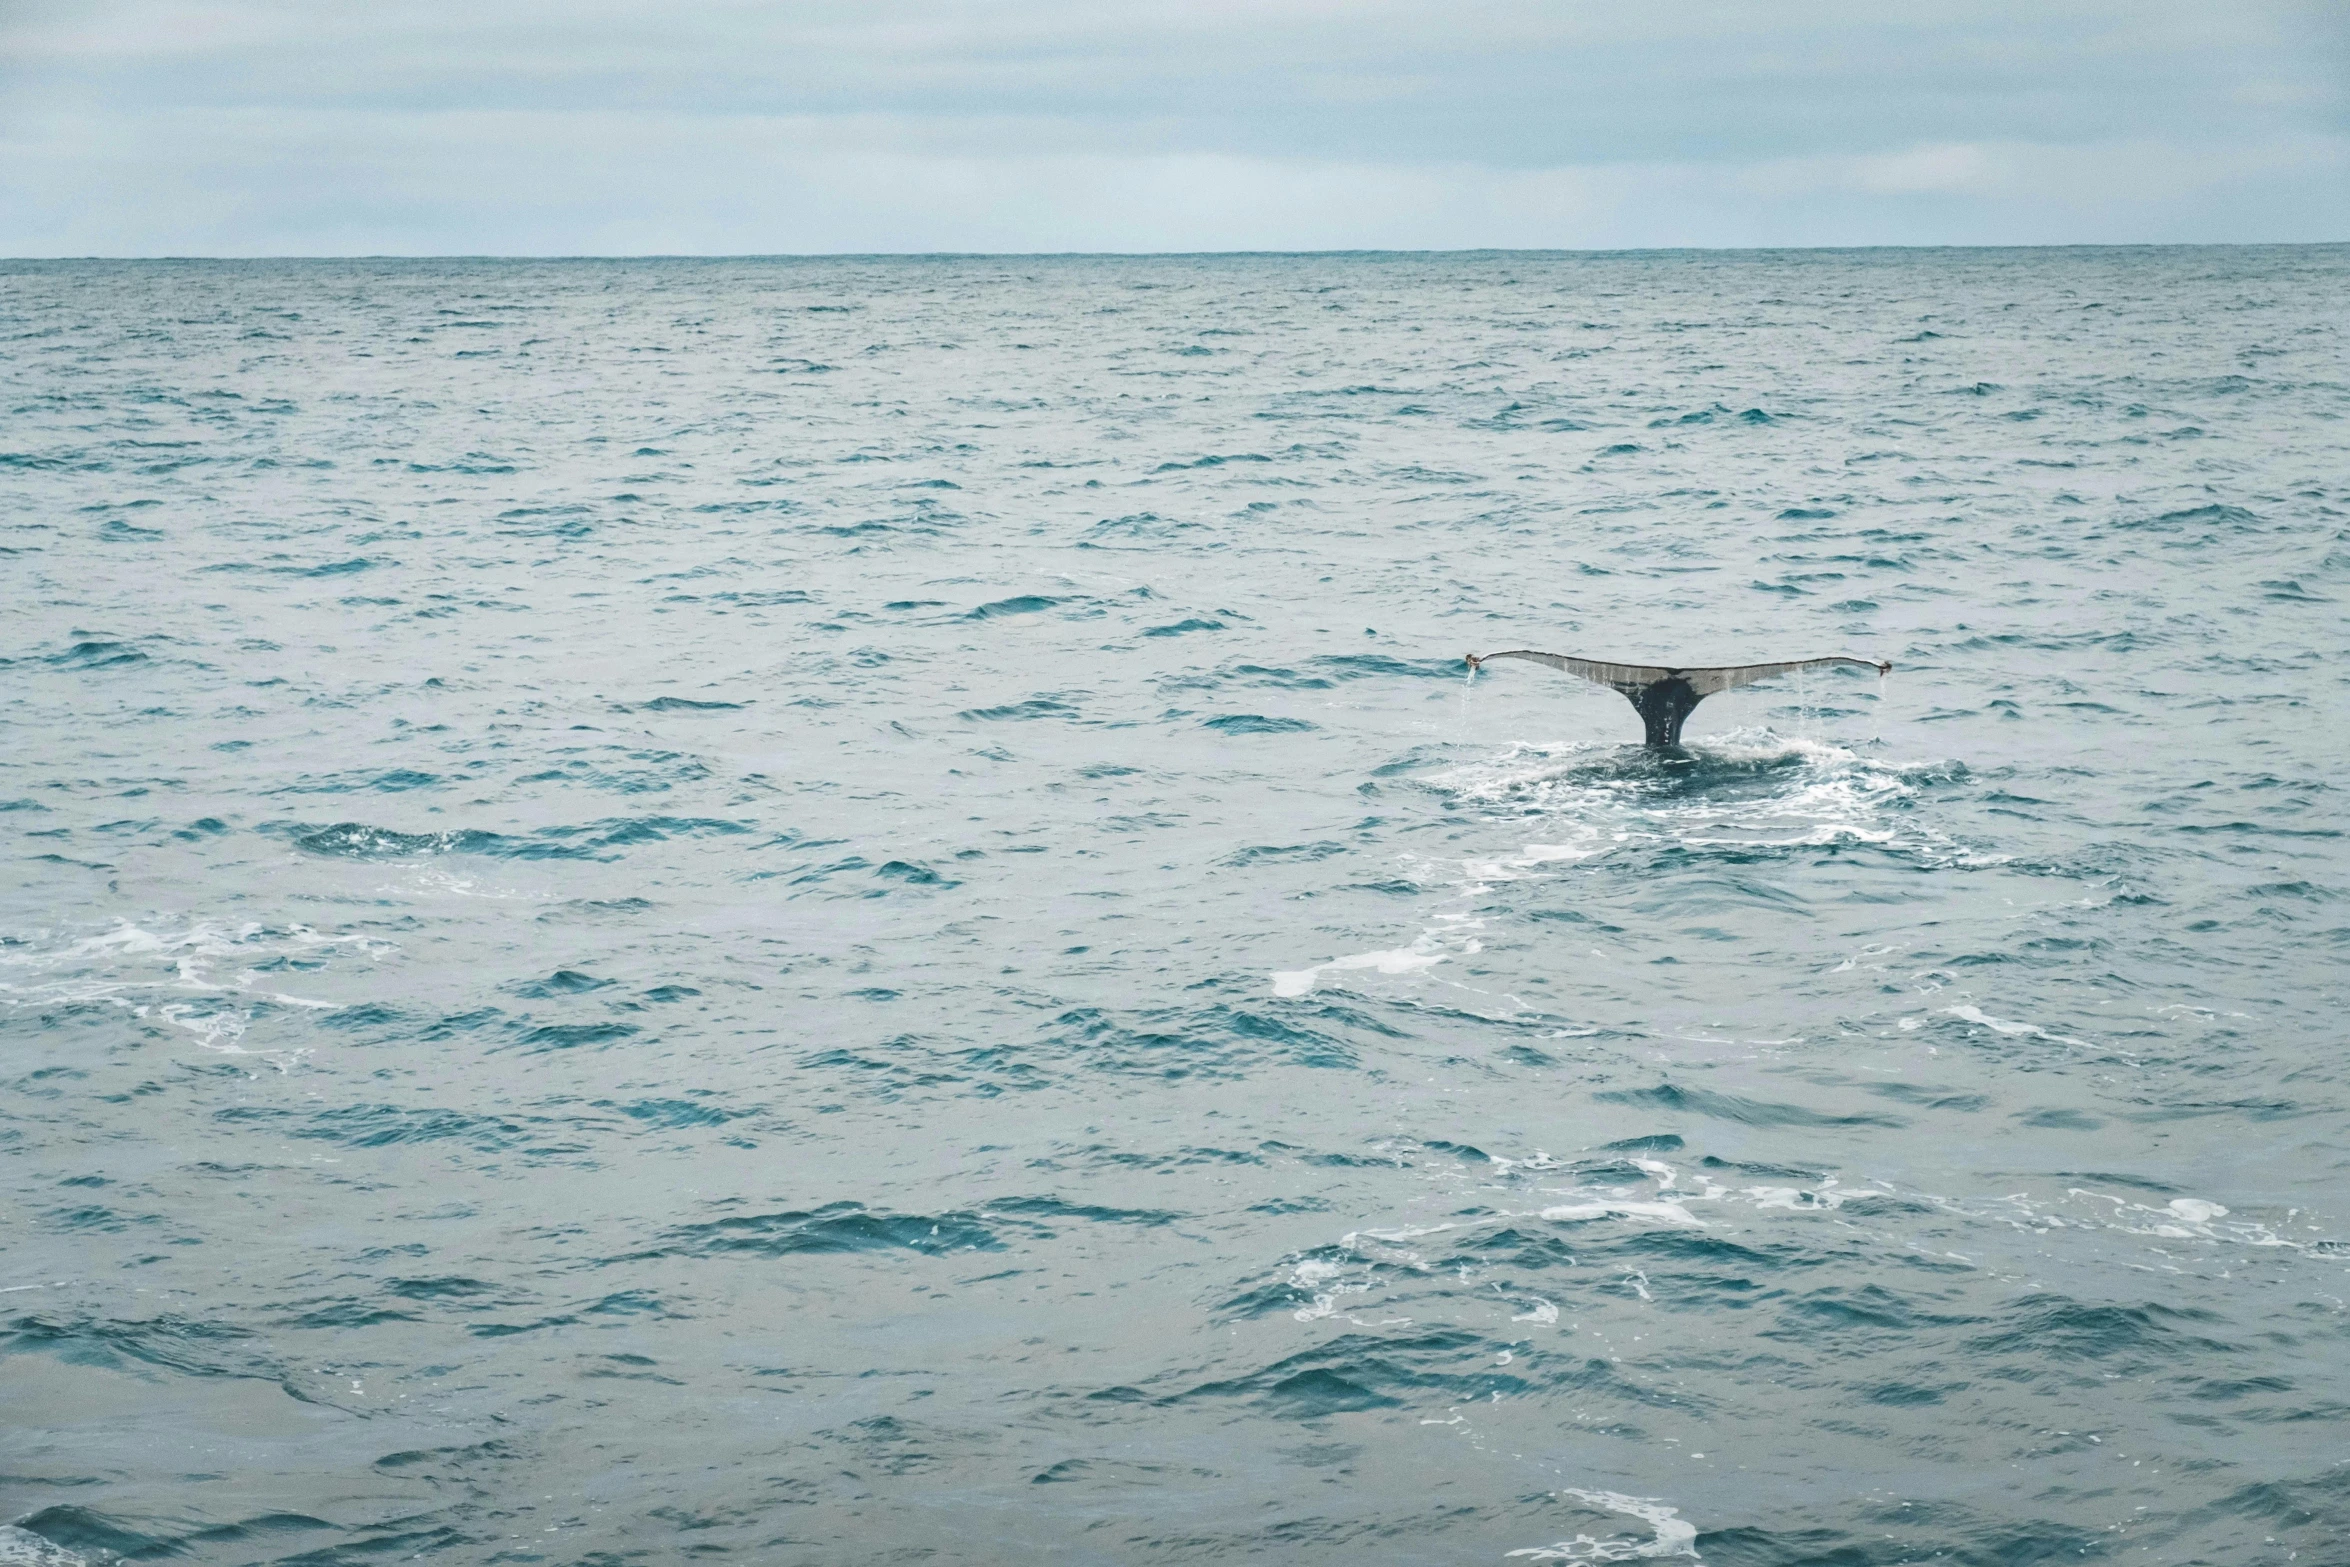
[1464,651,1891,748]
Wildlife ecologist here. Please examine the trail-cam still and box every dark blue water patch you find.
[3,1312,265,1381]
[1624,869,1815,921]
[817,513,950,539]
[1041,1001,1362,1076]
[371,1438,513,1484]
[1692,1151,1818,1177]
[496,504,596,537]
[960,697,1077,721]
[177,1511,346,1553]
[803,1031,1051,1099]
[1220,841,1347,866]
[517,1021,639,1052]
[983,1195,1184,1230]
[364,769,440,792]
[967,594,1063,618]
[270,557,383,577]
[1341,877,1425,897]
[631,696,748,711]
[707,588,814,606]
[2115,502,2260,533]
[284,815,754,861]
[469,1313,581,1338]
[1763,1283,1982,1345]
[1182,662,1329,692]
[1151,453,1273,472]
[2260,578,2332,602]
[1143,618,1225,637]
[243,1103,527,1151]
[759,853,872,891]
[1090,511,1208,537]
[630,1202,1005,1261]
[1172,1329,1507,1416]
[873,859,951,886]
[1650,403,1730,428]
[41,639,148,669]
[514,969,611,997]
[584,1294,669,1323]
[1311,652,1461,681]
[382,1275,498,1302]
[2045,1168,2183,1194]
[598,1097,746,1128]
[1595,1083,1909,1130]
[1966,1296,2239,1366]
[1049,1143,1265,1175]
[9,1506,178,1562]
[1203,714,1316,734]
[1447,1223,1597,1273]
[540,896,657,921]
[512,754,716,795]
[398,453,518,475]
[281,1298,420,1330]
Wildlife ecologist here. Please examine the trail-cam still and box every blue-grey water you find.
[3,249,2347,1566]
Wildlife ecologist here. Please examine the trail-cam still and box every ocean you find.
[2,248,2346,1565]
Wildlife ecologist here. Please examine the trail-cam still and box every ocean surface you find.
[3,248,2347,1566]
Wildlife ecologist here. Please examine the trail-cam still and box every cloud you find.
[2,0,2344,252]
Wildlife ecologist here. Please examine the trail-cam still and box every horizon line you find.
[6,239,2348,264]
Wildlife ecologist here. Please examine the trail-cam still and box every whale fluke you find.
[1464,651,1890,748]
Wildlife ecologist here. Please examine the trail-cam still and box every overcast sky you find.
[2,0,2344,255]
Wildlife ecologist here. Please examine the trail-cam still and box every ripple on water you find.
[3,250,2347,1565]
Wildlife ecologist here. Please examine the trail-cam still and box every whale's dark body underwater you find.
[1465,651,1891,748]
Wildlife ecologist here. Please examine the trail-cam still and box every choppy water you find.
[3,248,2347,1566]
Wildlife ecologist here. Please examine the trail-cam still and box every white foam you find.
[1269,731,1936,1003]
[1943,1004,2095,1051]
[0,1525,93,1566]
[1273,939,1457,997]
[1297,1148,2327,1333]
[1270,830,1602,1000]
[1744,1183,1849,1211]
[1430,732,1991,871]
[384,867,552,901]
[0,919,387,1070]
[1508,1489,1701,1561]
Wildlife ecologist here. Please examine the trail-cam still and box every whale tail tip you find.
[1464,650,1890,748]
